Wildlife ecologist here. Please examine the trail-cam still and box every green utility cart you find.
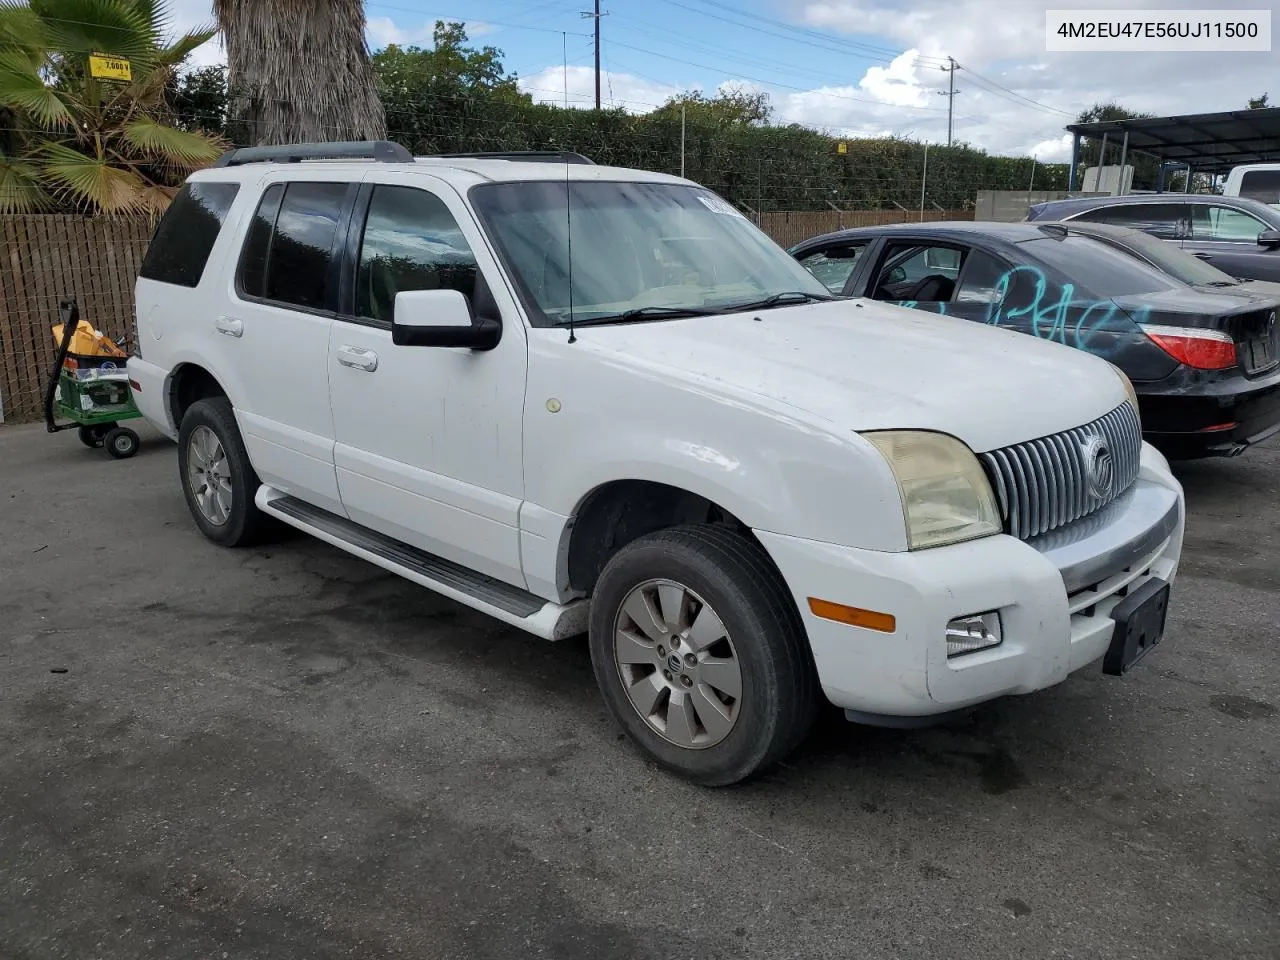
[43,298,143,459]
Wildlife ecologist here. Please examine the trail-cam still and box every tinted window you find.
[1239,170,1280,205]
[356,186,478,323]
[798,243,866,294]
[263,183,347,309]
[1191,204,1269,241]
[1093,230,1239,286]
[139,182,239,287]
[1074,203,1186,239]
[1019,235,1181,297]
[237,183,283,299]
[954,250,1012,304]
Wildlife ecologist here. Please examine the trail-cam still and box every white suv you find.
[128,142,1185,785]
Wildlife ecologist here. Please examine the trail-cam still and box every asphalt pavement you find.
[1,421,1276,960]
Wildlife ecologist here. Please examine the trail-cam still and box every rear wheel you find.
[178,397,270,546]
[589,525,818,786]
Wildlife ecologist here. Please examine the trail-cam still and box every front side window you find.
[1191,205,1269,242]
[469,181,829,326]
[1074,203,1187,239]
[139,181,240,287]
[236,181,347,310]
[797,243,866,294]
[355,185,478,323]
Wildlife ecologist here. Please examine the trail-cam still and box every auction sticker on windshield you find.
[697,194,745,217]
[1046,9,1271,51]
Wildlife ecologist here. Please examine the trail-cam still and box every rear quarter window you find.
[1239,170,1280,205]
[139,182,240,287]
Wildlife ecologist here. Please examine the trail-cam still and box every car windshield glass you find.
[1097,229,1239,286]
[469,180,830,326]
[1018,235,1183,297]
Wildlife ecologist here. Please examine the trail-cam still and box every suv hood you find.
[571,299,1125,453]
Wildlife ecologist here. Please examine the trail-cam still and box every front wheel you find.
[589,525,818,786]
[177,397,270,547]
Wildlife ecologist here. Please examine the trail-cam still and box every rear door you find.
[1184,203,1280,282]
[219,176,358,515]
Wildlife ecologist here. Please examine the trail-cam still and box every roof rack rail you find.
[212,140,413,168]
[430,151,596,165]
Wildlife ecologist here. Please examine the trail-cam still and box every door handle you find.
[215,316,243,338]
[336,345,378,372]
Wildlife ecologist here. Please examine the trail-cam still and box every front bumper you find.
[757,443,1184,719]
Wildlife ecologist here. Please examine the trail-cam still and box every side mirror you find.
[391,289,501,350]
[1257,229,1280,248]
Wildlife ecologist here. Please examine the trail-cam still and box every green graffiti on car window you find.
[893,263,1150,358]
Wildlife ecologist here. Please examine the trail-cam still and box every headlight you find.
[1112,363,1140,425]
[864,431,1002,550]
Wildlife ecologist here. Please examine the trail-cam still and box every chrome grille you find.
[980,403,1142,540]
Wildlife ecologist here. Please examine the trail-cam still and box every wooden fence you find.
[758,208,973,250]
[1,215,152,424]
[0,208,974,423]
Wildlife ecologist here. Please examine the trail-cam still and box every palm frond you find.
[36,139,145,212]
[122,115,223,165]
[0,152,52,212]
[157,26,216,67]
[32,0,161,68]
[0,3,50,60]
[0,51,73,126]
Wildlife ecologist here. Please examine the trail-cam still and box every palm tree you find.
[213,0,385,146]
[0,0,226,214]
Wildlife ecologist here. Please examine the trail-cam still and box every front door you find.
[1183,203,1280,282]
[327,173,529,587]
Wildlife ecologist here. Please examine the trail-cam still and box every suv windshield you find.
[470,180,830,326]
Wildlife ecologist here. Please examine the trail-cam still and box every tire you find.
[589,524,819,786]
[104,426,139,459]
[177,397,269,547]
[77,423,114,448]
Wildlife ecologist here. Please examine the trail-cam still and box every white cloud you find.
[521,65,681,113]
[790,0,1274,157]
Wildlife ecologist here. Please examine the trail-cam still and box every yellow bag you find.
[51,320,126,358]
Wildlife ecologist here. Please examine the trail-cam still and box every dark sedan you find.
[790,221,1280,458]
[1025,193,1280,283]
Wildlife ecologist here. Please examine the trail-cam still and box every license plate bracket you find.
[1103,578,1170,676]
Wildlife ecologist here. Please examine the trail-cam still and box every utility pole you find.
[581,1,607,110]
[937,57,960,147]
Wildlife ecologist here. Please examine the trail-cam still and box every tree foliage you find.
[0,0,225,214]
[1072,102,1161,190]
[1248,93,1270,109]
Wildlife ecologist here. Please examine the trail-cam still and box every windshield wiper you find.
[720,291,836,312]
[559,305,723,328]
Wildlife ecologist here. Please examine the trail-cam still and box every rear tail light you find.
[1140,324,1237,370]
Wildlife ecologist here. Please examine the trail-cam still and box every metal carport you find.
[1065,107,1280,190]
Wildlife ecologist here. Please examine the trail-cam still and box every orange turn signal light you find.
[807,598,896,633]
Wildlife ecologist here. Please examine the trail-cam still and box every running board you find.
[255,486,588,641]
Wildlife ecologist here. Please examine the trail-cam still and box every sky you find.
[170,0,1277,163]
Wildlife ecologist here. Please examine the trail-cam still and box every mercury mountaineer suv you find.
[128,142,1186,786]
